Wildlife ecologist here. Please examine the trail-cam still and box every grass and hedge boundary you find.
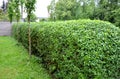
[12,20,120,79]
[0,37,51,79]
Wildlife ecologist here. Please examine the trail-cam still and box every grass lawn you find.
[0,36,51,79]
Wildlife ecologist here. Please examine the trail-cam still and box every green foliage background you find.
[48,0,120,27]
[0,9,9,21]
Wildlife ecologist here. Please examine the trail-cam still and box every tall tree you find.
[7,0,15,23]
[8,0,21,23]
[48,0,94,20]
[25,0,36,57]
[20,0,25,22]
[77,0,93,19]
[48,0,120,26]
[96,0,120,23]
[14,0,20,22]
[47,0,56,21]
[55,0,80,20]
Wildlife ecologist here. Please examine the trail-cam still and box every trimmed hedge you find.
[12,20,120,79]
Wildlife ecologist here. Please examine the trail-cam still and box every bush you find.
[12,20,120,79]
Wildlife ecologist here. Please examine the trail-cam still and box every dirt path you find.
[0,22,12,36]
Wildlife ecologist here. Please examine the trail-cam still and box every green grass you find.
[0,36,51,79]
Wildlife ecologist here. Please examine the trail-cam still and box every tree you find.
[8,0,36,57]
[20,0,25,22]
[94,0,120,26]
[48,0,94,20]
[47,0,56,21]
[25,0,36,57]
[48,0,120,27]
[7,0,15,23]
[112,8,120,27]
[14,0,20,22]
[7,0,21,23]
[77,0,94,19]
[25,13,37,22]
[55,0,79,20]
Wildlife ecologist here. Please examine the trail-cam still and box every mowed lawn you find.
[0,37,51,79]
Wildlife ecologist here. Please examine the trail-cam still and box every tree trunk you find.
[28,21,31,58]
[21,5,24,22]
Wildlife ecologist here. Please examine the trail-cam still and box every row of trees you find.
[48,0,120,26]
[7,0,36,57]
[7,0,36,23]
[0,0,37,22]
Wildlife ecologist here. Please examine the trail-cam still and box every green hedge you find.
[12,20,120,79]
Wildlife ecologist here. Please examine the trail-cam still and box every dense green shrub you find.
[12,20,120,79]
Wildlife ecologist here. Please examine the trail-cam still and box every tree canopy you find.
[48,0,120,27]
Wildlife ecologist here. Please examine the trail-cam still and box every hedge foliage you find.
[12,20,120,79]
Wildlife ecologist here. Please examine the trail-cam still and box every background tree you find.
[7,0,15,23]
[25,13,37,22]
[77,0,94,19]
[20,0,25,22]
[7,0,21,23]
[25,0,36,57]
[56,0,78,20]
[48,0,120,27]
[47,0,56,21]
[112,8,120,26]
[94,0,120,26]
[48,0,94,20]
[14,0,20,22]
[7,0,36,57]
